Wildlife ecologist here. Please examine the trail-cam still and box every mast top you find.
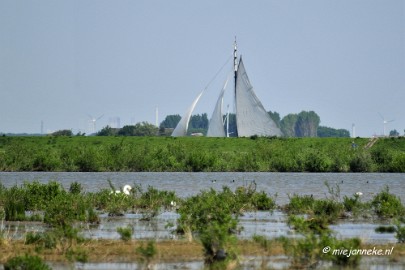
[233,37,238,73]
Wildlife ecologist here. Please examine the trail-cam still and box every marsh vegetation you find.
[0,136,404,172]
[0,179,404,269]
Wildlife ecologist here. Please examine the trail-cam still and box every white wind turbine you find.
[378,113,394,137]
[88,114,104,134]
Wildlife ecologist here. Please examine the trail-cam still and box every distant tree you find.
[133,122,158,136]
[317,126,350,137]
[97,125,117,136]
[389,129,399,137]
[189,113,208,130]
[118,125,136,136]
[119,122,158,136]
[51,129,73,136]
[295,111,320,137]
[160,115,181,129]
[268,111,281,128]
[280,114,298,137]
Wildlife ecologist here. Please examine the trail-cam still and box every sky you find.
[1,0,404,137]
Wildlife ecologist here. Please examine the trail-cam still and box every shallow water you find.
[1,172,404,206]
[1,172,404,245]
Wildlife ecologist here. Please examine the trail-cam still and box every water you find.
[1,172,404,269]
[1,172,404,206]
[0,172,403,244]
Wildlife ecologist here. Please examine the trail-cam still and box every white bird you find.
[123,185,132,195]
[110,184,132,195]
[355,192,363,197]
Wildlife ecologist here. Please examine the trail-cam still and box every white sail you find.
[206,76,230,137]
[235,58,282,137]
[171,90,204,137]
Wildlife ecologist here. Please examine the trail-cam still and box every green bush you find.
[371,186,405,218]
[285,194,315,214]
[5,186,26,221]
[350,152,372,172]
[136,240,157,266]
[4,254,51,270]
[177,188,239,264]
[117,226,133,241]
[69,182,83,194]
[396,223,405,243]
[313,199,344,223]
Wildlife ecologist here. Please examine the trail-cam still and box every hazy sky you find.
[1,0,404,137]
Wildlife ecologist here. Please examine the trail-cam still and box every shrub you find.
[136,240,157,267]
[4,254,51,270]
[371,186,405,218]
[251,191,276,211]
[69,182,82,194]
[117,226,133,241]
[396,223,405,243]
[177,188,239,265]
[313,199,344,223]
[375,226,396,233]
[285,194,315,214]
[350,152,372,172]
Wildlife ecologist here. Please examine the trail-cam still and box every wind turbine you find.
[378,113,394,137]
[88,114,104,133]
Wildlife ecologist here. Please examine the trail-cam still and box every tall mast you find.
[233,37,238,91]
[233,37,238,137]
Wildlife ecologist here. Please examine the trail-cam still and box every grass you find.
[1,239,404,265]
[0,136,404,172]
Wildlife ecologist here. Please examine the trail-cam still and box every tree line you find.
[158,110,350,138]
[47,110,349,138]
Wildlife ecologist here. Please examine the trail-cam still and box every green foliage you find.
[4,186,26,221]
[117,225,133,241]
[159,114,181,129]
[189,113,209,130]
[117,122,158,136]
[350,151,373,172]
[295,111,320,137]
[286,194,343,224]
[4,254,51,270]
[317,126,350,137]
[343,194,370,217]
[285,194,315,214]
[23,181,63,211]
[283,214,361,268]
[327,237,362,267]
[280,114,298,137]
[177,188,239,263]
[371,186,405,218]
[396,223,405,243]
[136,240,157,265]
[65,247,88,263]
[25,232,57,251]
[287,215,330,235]
[43,193,95,227]
[96,125,118,136]
[252,235,272,251]
[375,225,396,233]
[0,136,404,172]
[250,191,276,211]
[51,129,73,136]
[69,181,83,194]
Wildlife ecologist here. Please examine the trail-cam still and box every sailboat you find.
[172,40,282,137]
